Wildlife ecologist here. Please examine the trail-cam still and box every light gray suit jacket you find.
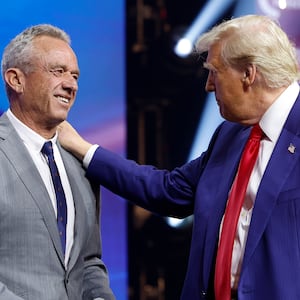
[0,113,115,300]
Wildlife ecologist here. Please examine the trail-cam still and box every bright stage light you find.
[174,0,237,57]
[174,38,193,57]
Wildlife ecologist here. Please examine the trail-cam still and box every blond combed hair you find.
[196,14,300,88]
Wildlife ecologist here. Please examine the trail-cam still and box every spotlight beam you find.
[175,0,237,57]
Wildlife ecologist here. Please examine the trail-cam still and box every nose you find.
[205,71,215,92]
[62,73,78,93]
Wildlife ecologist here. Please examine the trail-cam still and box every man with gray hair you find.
[0,24,115,300]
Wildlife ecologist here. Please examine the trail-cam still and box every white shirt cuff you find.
[83,144,99,168]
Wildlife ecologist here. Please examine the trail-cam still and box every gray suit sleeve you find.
[82,185,115,300]
[0,284,24,300]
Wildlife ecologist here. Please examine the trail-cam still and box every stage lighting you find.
[174,37,193,57]
[174,0,237,57]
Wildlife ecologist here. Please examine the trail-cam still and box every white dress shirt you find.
[230,81,300,289]
[6,109,75,267]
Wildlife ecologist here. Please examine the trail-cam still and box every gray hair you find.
[1,24,71,78]
[196,14,300,88]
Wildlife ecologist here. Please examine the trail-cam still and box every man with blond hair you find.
[60,15,300,299]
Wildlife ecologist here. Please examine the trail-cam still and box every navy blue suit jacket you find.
[87,95,300,299]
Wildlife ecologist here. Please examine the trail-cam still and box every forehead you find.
[206,43,223,65]
[32,35,78,67]
[205,43,233,74]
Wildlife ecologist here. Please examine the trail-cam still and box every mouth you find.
[55,95,70,104]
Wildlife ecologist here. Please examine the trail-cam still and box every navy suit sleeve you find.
[85,122,225,218]
[86,146,204,218]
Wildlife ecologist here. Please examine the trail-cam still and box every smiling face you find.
[6,35,79,138]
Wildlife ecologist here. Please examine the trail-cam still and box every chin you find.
[221,112,235,123]
[57,111,69,120]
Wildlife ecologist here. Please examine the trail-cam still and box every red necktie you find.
[214,124,263,300]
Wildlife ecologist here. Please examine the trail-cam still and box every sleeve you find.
[82,224,115,300]
[0,284,24,300]
[83,144,99,168]
[86,146,204,218]
[85,121,228,219]
[82,183,116,300]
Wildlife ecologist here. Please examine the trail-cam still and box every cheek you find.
[28,78,50,97]
[215,80,229,97]
[222,79,241,98]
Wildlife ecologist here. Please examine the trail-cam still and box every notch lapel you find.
[0,114,65,264]
[242,95,300,272]
[59,146,97,272]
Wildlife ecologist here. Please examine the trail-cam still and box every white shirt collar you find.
[260,81,300,143]
[6,109,58,152]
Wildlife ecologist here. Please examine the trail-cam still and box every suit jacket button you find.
[201,290,207,298]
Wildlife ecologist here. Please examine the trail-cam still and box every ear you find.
[242,64,256,86]
[4,68,25,94]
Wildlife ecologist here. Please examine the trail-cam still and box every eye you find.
[49,68,64,77]
[203,63,216,75]
[49,68,79,82]
[210,69,217,76]
[71,72,79,81]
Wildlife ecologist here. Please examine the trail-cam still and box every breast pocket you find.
[274,188,300,253]
[278,188,300,204]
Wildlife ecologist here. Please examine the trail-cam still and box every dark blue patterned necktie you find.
[41,141,67,255]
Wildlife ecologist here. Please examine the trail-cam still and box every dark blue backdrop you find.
[0,1,127,299]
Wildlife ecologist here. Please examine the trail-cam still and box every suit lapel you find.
[202,124,251,287]
[0,114,65,264]
[65,168,86,271]
[59,146,93,271]
[242,95,300,271]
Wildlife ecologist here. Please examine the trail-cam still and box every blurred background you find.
[0,0,299,299]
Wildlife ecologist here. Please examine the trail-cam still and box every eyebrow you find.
[50,64,80,76]
[203,62,215,71]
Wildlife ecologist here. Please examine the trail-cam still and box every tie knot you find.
[249,124,263,141]
[41,141,54,158]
